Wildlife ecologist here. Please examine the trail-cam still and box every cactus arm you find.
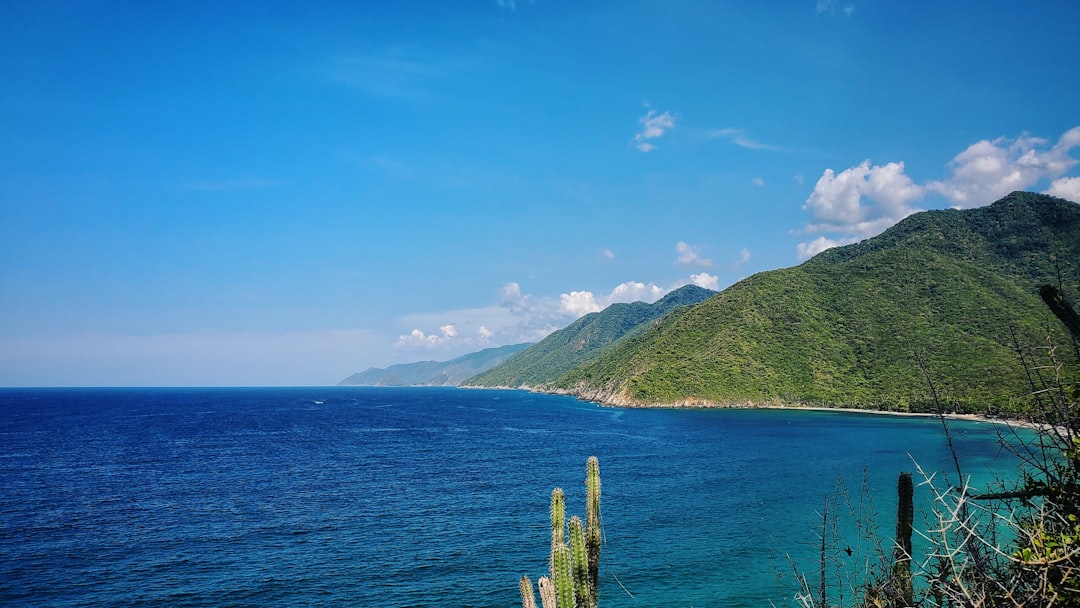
[520,575,538,608]
[585,456,601,608]
[538,576,557,608]
[892,472,915,606]
[551,542,574,607]
[549,488,573,607]
[569,516,591,608]
[550,487,566,546]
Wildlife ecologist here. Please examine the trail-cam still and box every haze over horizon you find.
[3,1,1079,386]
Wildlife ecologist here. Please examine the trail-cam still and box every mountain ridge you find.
[463,284,716,388]
[543,192,1080,414]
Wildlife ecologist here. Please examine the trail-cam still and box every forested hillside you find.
[548,192,1080,413]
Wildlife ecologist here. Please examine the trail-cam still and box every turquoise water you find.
[0,387,1030,606]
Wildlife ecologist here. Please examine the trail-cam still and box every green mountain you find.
[547,192,1080,414]
[337,343,532,387]
[463,284,716,388]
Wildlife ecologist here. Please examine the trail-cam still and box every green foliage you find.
[551,192,1080,414]
[464,285,715,388]
[521,457,602,608]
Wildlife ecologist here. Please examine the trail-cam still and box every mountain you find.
[463,284,716,388]
[546,192,1080,414]
[337,343,532,387]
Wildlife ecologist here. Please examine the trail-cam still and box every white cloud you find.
[395,279,670,356]
[560,291,601,317]
[499,281,533,314]
[558,281,667,318]
[796,159,924,257]
[397,317,509,350]
[817,0,855,15]
[608,281,666,303]
[1045,176,1080,203]
[675,241,713,267]
[795,127,1080,260]
[927,127,1080,208]
[690,272,720,290]
[706,128,776,151]
[634,108,675,152]
[396,328,441,348]
[803,160,923,232]
[735,248,751,266]
[796,235,860,261]
[395,284,546,353]
[392,267,738,363]
[602,248,615,260]
[752,177,765,187]
[641,111,674,138]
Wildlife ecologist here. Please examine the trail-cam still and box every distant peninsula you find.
[338,343,532,387]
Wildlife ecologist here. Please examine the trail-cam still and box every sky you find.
[2,1,1079,386]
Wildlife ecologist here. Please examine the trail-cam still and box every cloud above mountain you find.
[395,271,722,357]
[795,125,1080,259]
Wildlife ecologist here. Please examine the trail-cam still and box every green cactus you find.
[548,488,575,606]
[520,457,602,608]
[585,456,601,608]
[551,540,574,607]
[569,516,591,608]
[550,487,566,546]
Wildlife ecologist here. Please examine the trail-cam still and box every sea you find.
[0,387,1032,607]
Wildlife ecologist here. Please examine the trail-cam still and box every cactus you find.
[569,516,591,608]
[520,575,538,608]
[538,576,556,608]
[891,471,915,606]
[551,539,574,607]
[519,457,602,608]
[585,456,601,608]
[550,487,566,546]
[549,488,574,607]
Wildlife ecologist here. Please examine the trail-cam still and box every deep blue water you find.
[0,387,1030,607]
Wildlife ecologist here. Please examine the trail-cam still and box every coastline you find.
[461,384,1052,431]
[469,384,1045,430]
[749,403,1037,429]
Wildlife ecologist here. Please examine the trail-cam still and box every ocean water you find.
[0,387,1031,607]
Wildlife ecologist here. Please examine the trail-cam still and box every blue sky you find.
[2,1,1079,386]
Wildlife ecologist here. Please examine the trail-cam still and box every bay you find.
[0,387,1029,607]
